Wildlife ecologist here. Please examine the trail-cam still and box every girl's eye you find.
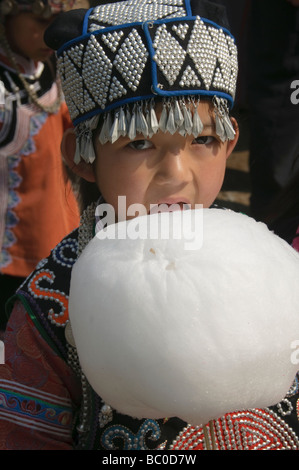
[192,136,215,145]
[128,139,153,150]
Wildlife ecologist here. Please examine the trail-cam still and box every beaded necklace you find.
[77,201,98,255]
[69,201,110,446]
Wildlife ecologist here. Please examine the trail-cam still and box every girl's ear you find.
[225,117,239,159]
[61,128,96,183]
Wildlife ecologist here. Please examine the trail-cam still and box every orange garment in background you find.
[0,51,80,277]
[1,102,79,277]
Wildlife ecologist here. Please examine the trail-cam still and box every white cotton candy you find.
[69,209,299,426]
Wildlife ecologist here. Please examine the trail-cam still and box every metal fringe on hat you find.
[74,96,235,164]
[74,115,100,165]
[213,96,236,143]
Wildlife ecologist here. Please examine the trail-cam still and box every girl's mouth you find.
[149,201,191,214]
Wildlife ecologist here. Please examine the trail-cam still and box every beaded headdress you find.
[44,0,238,164]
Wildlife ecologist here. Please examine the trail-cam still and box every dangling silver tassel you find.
[144,99,159,138]
[213,97,235,142]
[192,110,203,137]
[125,105,131,129]
[145,102,152,137]
[118,107,128,136]
[222,112,236,140]
[192,98,203,137]
[174,99,184,127]
[76,94,235,161]
[213,97,227,142]
[75,115,99,164]
[82,115,99,163]
[215,111,226,142]
[166,101,176,135]
[85,138,96,163]
[81,134,88,159]
[219,98,235,141]
[128,104,137,140]
[109,111,120,143]
[98,112,112,145]
[180,99,193,136]
[89,114,100,132]
[98,123,107,145]
[74,122,85,164]
[136,104,149,137]
[159,100,168,133]
[149,99,159,135]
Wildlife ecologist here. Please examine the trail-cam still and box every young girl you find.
[0,0,298,450]
[0,0,80,330]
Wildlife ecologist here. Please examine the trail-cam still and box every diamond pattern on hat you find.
[56,9,238,123]
[109,76,127,102]
[171,23,189,41]
[187,17,217,90]
[88,0,186,28]
[227,37,238,97]
[113,29,149,92]
[83,35,113,109]
[61,54,85,118]
[213,27,231,93]
[153,24,186,86]
[67,44,84,69]
[179,65,201,88]
[101,31,124,53]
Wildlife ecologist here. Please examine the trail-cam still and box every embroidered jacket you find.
[0,228,299,450]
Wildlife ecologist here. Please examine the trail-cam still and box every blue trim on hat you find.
[146,14,235,39]
[72,84,234,127]
[184,0,192,17]
[83,7,94,35]
[72,93,156,127]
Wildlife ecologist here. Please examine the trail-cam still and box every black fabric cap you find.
[44,8,87,50]
[190,0,230,30]
[44,0,231,51]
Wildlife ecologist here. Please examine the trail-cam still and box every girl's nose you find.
[155,147,193,186]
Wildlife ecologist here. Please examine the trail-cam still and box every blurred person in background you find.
[0,0,81,333]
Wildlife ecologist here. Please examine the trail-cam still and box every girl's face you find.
[5,12,57,62]
[92,101,239,220]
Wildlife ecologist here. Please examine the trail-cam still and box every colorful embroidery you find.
[0,111,47,269]
[170,409,299,450]
[28,270,69,327]
[101,419,161,450]
[0,379,73,440]
[52,237,78,268]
